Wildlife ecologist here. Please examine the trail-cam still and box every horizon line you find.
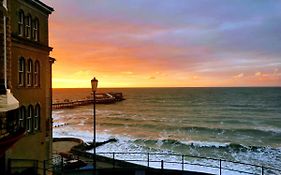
[52,86,281,89]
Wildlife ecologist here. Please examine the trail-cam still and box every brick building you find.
[0,0,54,174]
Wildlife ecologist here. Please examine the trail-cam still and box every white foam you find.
[182,140,230,148]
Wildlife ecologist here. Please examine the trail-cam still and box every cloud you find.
[44,0,281,87]
[122,71,134,75]
[234,73,244,79]
[192,76,200,80]
[255,72,262,76]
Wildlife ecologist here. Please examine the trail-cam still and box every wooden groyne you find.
[52,92,125,109]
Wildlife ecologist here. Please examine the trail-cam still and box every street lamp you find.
[91,77,98,174]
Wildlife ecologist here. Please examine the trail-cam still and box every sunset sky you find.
[42,0,281,88]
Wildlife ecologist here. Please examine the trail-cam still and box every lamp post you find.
[91,77,98,174]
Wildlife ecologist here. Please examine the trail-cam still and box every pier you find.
[52,92,125,109]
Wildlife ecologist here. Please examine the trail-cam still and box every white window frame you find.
[26,105,33,133]
[19,106,25,128]
[27,59,32,87]
[18,10,24,36]
[25,15,31,38]
[34,104,40,131]
[33,19,39,41]
[19,57,25,86]
[34,61,40,87]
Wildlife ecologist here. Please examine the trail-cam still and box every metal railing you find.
[97,152,281,175]
[7,152,281,175]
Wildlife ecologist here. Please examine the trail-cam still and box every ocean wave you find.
[180,126,281,136]
[133,138,279,153]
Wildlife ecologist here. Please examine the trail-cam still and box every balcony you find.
[0,89,24,157]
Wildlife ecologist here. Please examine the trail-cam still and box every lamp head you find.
[91,77,98,92]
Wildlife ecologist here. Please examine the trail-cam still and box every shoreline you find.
[52,137,213,175]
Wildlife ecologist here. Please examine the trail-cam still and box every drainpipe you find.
[0,0,7,95]
[0,0,19,112]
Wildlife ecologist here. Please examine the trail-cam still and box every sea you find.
[52,87,281,174]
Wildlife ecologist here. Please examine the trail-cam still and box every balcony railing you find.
[97,152,281,175]
[0,110,20,139]
[7,152,281,175]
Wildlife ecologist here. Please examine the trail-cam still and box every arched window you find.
[33,18,39,41]
[18,10,24,36]
[25,14,31,38]
[27,59,33,87]
[34,104,40,131]
[19,57,25,86]
[34,60,40,87]
[18,106,26,129]
[27,105,33,133]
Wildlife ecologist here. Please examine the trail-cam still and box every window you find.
[19,57,25,86]
[33,18,39,41]
[18,10,24,36]
[34,104,40,131]
[27,59,33,87]
[25,15,31,38]
[34,61,40,87]
[26,105,33,133]
[18,106,26,129]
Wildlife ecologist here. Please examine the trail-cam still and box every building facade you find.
[0,0,54,174]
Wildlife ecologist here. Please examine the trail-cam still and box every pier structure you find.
[52,92,125,109]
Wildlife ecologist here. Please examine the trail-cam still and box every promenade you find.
[52,138,213,175]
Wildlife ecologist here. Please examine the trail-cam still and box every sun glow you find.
[48,0,281,88]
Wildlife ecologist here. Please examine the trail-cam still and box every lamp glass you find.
[91,77,98,91]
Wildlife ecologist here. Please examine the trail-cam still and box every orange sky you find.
[45,0,281,88]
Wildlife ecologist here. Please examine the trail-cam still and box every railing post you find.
[113,152,115,168]
[43,160,46,175]
[34,160,38,175]
[161,160,164,170]
[182,155,184,171]
[147,153,150,168]
[220,159,222,175]
[7,159,11,175]
[61,155,64,172]
[261,166,264,175]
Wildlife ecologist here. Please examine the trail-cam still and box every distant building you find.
[0,0,54,174]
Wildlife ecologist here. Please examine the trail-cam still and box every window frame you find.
[34,60,40,87]
[18,10,24,36]
[33,18,39,41]
[27,59,33,87]
[19,57,25,86]
[25,14,32,38]
[18,106,26,129]
[26,105,33,133]
[34,104,40,131]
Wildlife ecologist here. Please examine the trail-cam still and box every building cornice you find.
[24,0,54,14]
[12,33,53,52]
[49,57,56,64]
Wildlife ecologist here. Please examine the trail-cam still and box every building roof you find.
[27,0,54,14]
